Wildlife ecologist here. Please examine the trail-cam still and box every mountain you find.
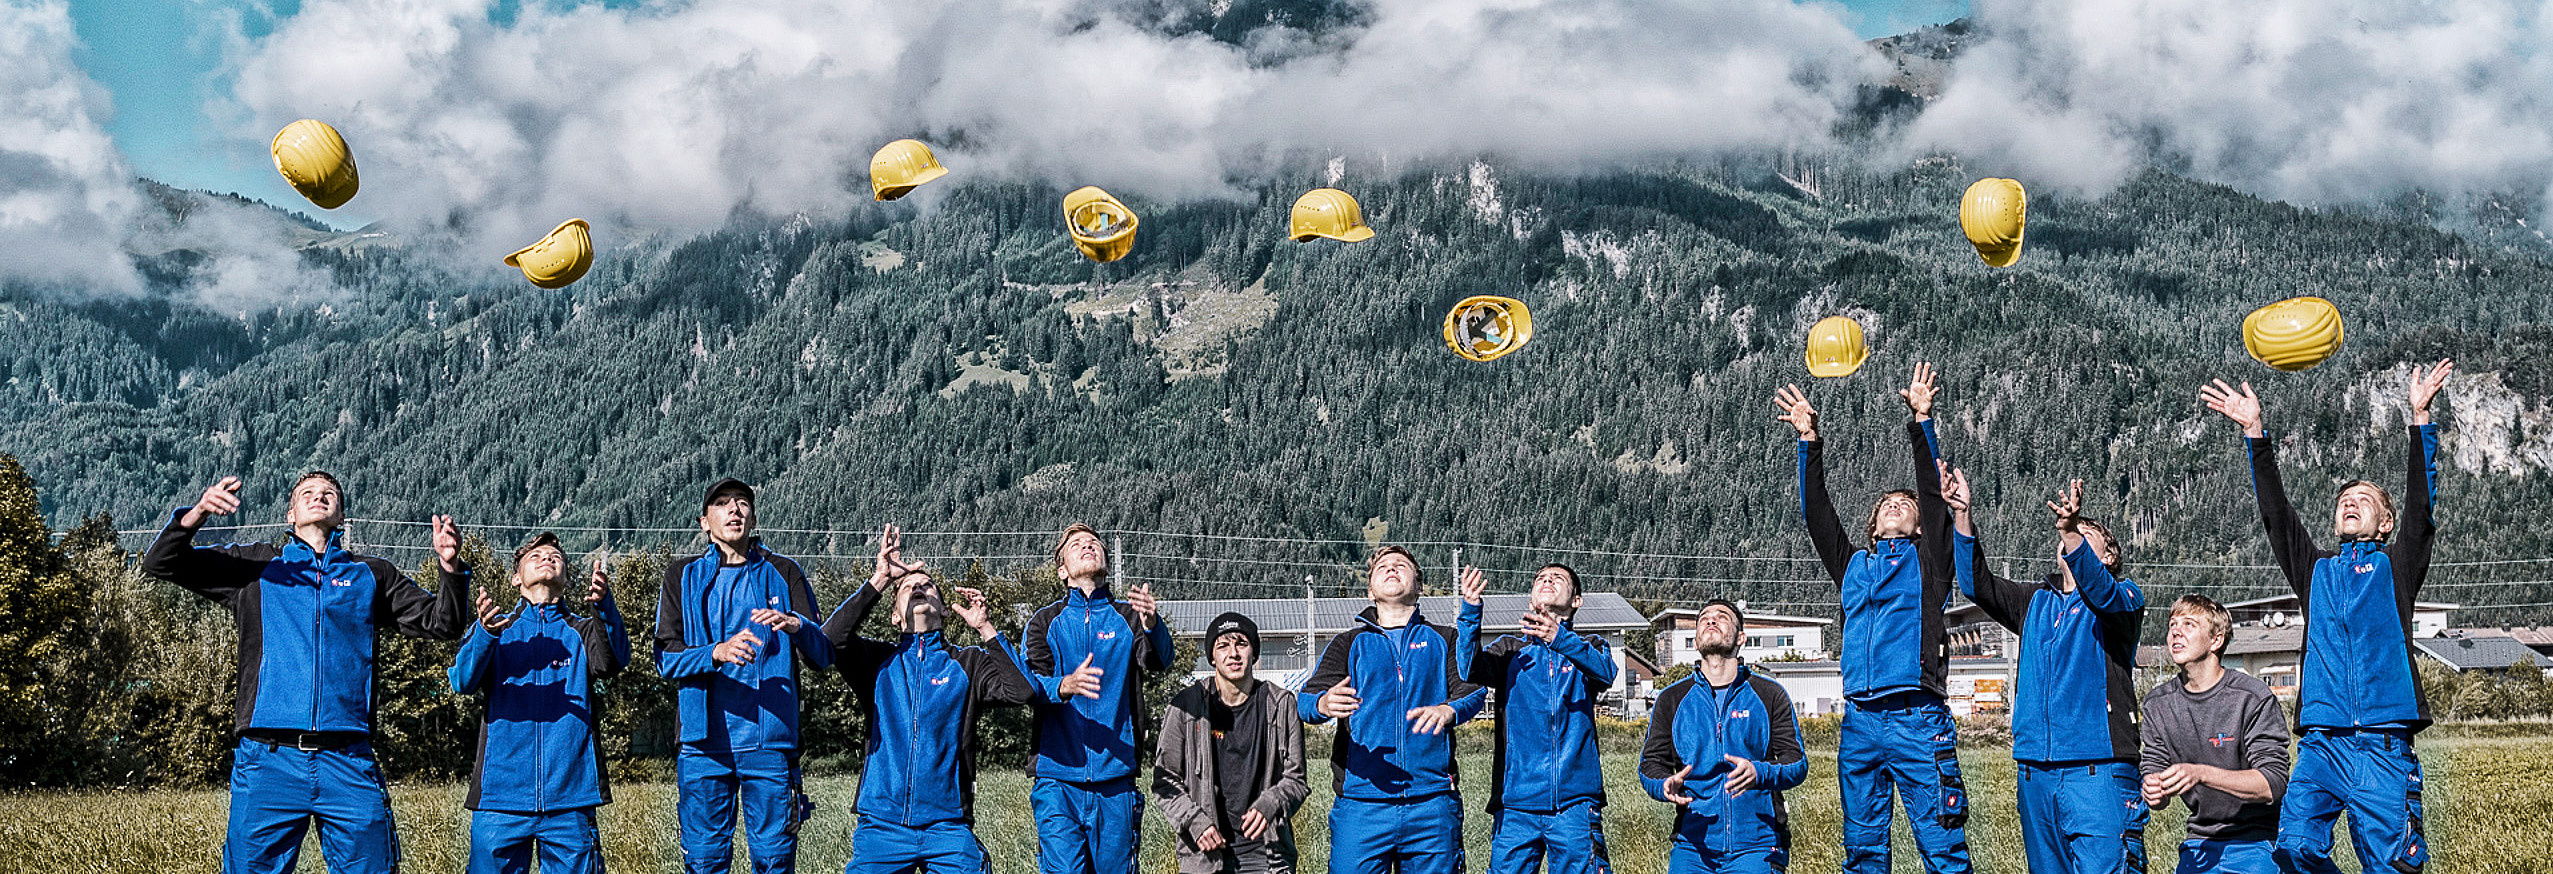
[5,160,2552,624]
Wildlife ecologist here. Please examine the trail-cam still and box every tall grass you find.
[6,736,2541,873]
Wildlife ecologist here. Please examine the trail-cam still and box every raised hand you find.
[1900,361,1938,420]
[181,477,244,528]
[1942,464,1972,513]
[1518,609,1559,643]
[1058,653,1107,699]
[1319,680,1362,719]
[2199,379,2266,438]
[2047,479,2086,533]
[951,586,995,633]
[1773,385,1820,441]
[475,586,515,634]
[869,524,907,587]
[750,596,803,634]
[712,629,763,665]
[1458,566,1486,606]
[1126,582,1159,630]
[432,515,464,573]
[1406,703,1457,735]
[2410,358,2453,425]
[1661,763,1697,804]
[585,562,611,604]
[1721,754,1759,795]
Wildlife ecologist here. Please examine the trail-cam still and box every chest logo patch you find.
[1097,631,1117,640]
[2208,733,2234,748]
[931,676,952,686]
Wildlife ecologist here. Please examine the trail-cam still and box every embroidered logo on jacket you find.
[2208,733,2235,748]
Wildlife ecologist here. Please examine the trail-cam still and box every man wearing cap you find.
[825,525,1037,874]
[2200,360,2453,874]
[655,478,833,874]
[1640,599,1807,874]
[2142,594,2292,874]
[1455,563,1617,874]
[1155,611,1310,874]
[1301,545,1489,874]
[450,532,631,874]
[141,471,470,874]
[1019,523,1175,874]
[1773,363,1971,874]
[1946,470,2149,874]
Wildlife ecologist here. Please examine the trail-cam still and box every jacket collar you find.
[1356,603,1429,631]
[1066,581,1115,606]
[280,527,351,566]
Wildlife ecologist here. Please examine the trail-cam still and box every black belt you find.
[242,729,369,751]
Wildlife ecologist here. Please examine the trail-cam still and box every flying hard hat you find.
[1959,178,2027,267]
[504,219,595,289]
[271,119,360,210]
[870,139,950,202]
[2242,297,2345,371]
[1804,315,1870,378]
[1064,186,1139,263]
[1443,295,1534,362]
[1290,188,1376,242]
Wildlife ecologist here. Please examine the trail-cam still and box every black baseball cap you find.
[702,477,754,511]
[1207,611,1259,652]
[511,531,563,570]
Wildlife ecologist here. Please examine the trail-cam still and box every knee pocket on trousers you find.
[1933,747,1968,831]
[2393,756,2428,874]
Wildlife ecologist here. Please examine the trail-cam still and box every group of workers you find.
[140,358,2453,874]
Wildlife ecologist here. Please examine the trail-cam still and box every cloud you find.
[213,0,1885,258]
[0,1,144,293]
[1903,0,2553,205]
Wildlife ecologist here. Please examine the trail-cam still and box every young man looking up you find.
[1457,563,1618,874]
[2142,594,2292,874]
[2202,359,2451,874]
[1154,612,1311,874]
[1639,599,1807,874]
[1301,546,1488,874]
[142,471,470,874]
[1020,523,1175,874]
[654,478,832,874]
[450,532,630,874]
[1773,363,1970,874]
[1948,472,2149,874]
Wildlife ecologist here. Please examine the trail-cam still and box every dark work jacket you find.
[1640,668,1807,855]
[1297,606,1489,801]
[1799,420,1955,700]
[2247,423,2439,732]
[142,509,469,735]
[1456,600,1616,813]
[1022,583,1175,782]
[653,543,832,751]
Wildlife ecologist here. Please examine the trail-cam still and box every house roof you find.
[2415,636,2553,671]
[1159,593,1648,637]
[2450,627,2553,648]
[2225,627,2304,656]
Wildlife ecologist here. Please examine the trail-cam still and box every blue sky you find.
[63,0,1968,213]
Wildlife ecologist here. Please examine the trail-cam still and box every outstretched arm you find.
[2396,359,2450,598]
[1780,385,1854,583]
[2204,379,2319,597]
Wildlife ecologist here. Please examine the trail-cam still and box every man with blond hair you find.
[2142,594,2291,874]
[1020,524,1174,874]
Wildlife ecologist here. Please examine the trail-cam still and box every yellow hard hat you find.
[1959,178,2027,267]
[2242,296,2345,372]
[1063,186,1139,263]
[271,119,360,210]
[1804,315,1870,378]
[1443,295,1534,362]
[870,139,949,202]
[1290,188,1376,242]
[504,219,595,289]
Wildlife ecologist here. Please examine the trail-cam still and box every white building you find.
[1651,606,1830,665]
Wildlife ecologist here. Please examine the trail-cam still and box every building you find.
[2221,594,2459,639]
[1651,605,1830,665]
[2442,626,2553,660]
[1156,593,1652,709]
[1745,657,2016,717]
[2415,635,2553,675]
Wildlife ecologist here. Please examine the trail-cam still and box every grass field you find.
[7,736,2550,873]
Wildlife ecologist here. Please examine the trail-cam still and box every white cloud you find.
[213,0,1884,258]
[0,0,144,292]
[1904,0,2553,204]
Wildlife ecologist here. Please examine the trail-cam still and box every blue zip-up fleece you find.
[1021,583,1175,782]
[1800,420,1955,700]
[2247,424,2438,731]
[654,543,834,751]
[142,508,470,734]
[1299,606,1490,801]
[1640,668,1808,858]
[823,581,1036,826]
[449,596,631,813]
[1955,536,2147,762]
[1457,600,1616,813]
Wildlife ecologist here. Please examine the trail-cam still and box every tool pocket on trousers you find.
[2393,752,2427,874]
[1934,746,1968,831]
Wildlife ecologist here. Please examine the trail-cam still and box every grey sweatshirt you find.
[2139,668,2293,842]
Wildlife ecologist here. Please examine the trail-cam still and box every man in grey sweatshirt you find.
[2141,594,2292,874]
